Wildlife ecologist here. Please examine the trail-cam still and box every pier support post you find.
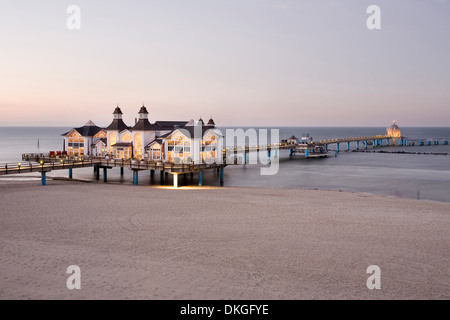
[267,150,271,159]
[435,139,439,145]
[289,148,293,157]
[150,169,155,177]
[305,150,309,158]
[103,168,107,182]
[325,144,328,152]
[356,141,360,150]
[173,173,178,188]
[133,171,138,186]
[427,140,431,146]
[41,172,46,186]
[165,172,169,180]
[347,142,350,151]
[336,143,340,152]
[69,168,73,179]
[95,167,100,180]
[190,172,194,179]
[120,167,124,176]
[220,167,224,185]
[373,140,376,148]
[364,141,368,149]
[160,171,164,185]
[199,171,203,187]
[244,152,247,164]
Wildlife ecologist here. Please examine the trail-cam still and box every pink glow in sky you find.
[0,0,449,127]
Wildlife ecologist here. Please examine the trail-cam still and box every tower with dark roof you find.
[106,106,131,155]
[106,106,130,131]
[207,117,215,128]
[132,106,155,131]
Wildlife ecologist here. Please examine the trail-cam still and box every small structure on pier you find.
[287,135,299,145]
[386,120,401,138]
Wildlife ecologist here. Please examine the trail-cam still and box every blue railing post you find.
[133,170,138,185]
[199,171,203,186]
[41,172,46,186]
[220,167,224,185]
[69,168,73,179]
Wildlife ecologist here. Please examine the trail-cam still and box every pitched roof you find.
[132,119,155,131]
[63,123,104,137]
[105,119,130,131]
[145,138,163,149]
[154,121,188,130]
[111,142,133,147]
[171,125,210,139]
[92,138,107,146]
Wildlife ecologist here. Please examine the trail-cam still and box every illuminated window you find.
[202,132,218,162]
[122,133,132,142]
[168,132,191,162]
[134,133,142,159]
[68,131,84,156]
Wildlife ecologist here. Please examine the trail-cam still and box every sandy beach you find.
[0,179,449,300]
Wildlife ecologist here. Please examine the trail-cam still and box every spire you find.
[84,120,96,126]
[138,105,149,120]
[113,106,123,119]
[207,117,215,127]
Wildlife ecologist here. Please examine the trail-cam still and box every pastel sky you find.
[1,0,449,127]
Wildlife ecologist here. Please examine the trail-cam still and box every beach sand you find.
[0,179,449,299]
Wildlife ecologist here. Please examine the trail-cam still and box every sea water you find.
[1,126,449,203]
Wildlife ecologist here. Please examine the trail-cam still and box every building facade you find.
[63,106,221,163]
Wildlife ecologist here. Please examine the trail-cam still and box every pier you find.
[0,134,448,188]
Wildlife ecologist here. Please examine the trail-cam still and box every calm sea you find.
[1,126,450,203]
